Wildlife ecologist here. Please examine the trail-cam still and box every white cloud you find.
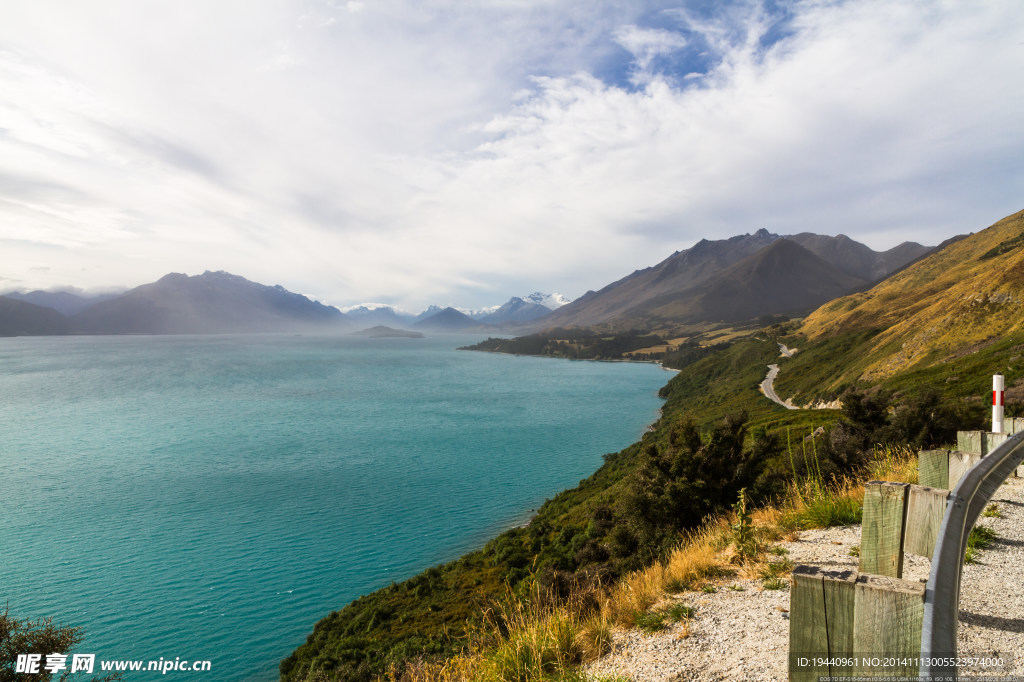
[613,24,687,79]
[0,0,1021,309]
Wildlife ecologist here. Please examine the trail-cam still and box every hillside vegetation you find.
[775,209,1024,406]
[282,210,1021,681]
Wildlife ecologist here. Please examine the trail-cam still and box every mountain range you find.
[542,229,931,328]
[0,272,573,336]
[0,229,930,336]
[71,271,352,334]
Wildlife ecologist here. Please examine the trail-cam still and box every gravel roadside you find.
[587,477,1024,681]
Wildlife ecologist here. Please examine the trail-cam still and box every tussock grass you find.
[384,443,928,682]
[869,444,919,484]
[781,477,863,529]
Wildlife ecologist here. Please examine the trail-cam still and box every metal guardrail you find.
[920,431,1024,679]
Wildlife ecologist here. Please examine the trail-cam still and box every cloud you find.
[0,1,1021,308]
[613,24,687,79]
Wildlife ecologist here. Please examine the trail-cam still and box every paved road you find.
[761,363,798,410]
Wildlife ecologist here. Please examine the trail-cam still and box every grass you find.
[868,444,919,484]
[666,603,695,621]
[982,503,1003,518]
[633,610,667,634]
[964,525,998,564]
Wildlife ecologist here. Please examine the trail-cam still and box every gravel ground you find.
[587,477,1024,681]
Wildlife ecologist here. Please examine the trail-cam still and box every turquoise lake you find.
[0,334,669,680]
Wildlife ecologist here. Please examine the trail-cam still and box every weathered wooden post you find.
[956,430,983,454]
[790,566,856,681]
[948,450,977,488]
[853,574,925,677]
[918,449,949,489]
[903,485,949,558]
[859,481,908,577]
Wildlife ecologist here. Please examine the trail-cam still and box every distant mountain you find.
[785,233,930,281]
[460,305,502,320]
[478,297,553,325]
[460,293,570,321]
[525,292,571,309]
[412,306,482,332]
[71,271,352,334]
[638,239,868,323]
[543,229,929,328]
[0,296,69,336]
[350,325,424,339]
[344,305,415,329]
[414,305,446,323]
[5,290,120,316]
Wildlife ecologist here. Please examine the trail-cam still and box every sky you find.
[1,0,1022,312]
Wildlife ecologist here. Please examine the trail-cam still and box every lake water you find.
[0,334,668,680]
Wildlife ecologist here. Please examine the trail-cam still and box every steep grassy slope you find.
[775,208,1024,405]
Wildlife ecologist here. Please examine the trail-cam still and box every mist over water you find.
[0,334,668,681]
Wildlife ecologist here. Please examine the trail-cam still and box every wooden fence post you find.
[987,431,1009,453]
[853,574,925,677]
[917,449,949,490]
[859,482,909,577]
[948,451,978,488]
[790,566,828,682]
[957,430,984,454]
[790,566,856,681]
[903,485,949,559]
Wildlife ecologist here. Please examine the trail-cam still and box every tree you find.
[1,607,120,682]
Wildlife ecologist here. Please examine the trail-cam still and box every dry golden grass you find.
[382,446,924,682]
[868,443,919,484]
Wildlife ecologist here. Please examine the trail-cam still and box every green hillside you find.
[281,210,1021,682]
[774,209,1024,408]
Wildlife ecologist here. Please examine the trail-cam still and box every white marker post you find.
[993,374,1005,434]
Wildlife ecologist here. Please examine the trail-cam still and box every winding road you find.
[760,344,798,410]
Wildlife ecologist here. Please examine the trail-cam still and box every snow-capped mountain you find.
[414,292,572,325]
[478,297,552,325]
[458,304,502,320]
[525,292,571,309]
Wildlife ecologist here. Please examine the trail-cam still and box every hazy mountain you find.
[412,306,481,332]
[414,305,446,323]
[350,325,424,338]
[0,296,70,336]
[543,229,929,328]
[637,239,868,323]
[71,270,351,334]
[786,233,931,281]
[478,297,553,324]
[5,290,121,316]
[344,305,415,329]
